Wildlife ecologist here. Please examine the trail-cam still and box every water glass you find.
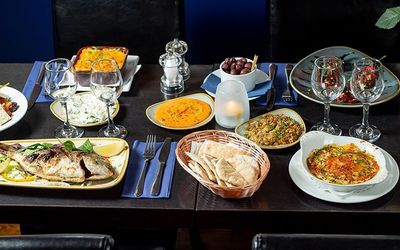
[310,56,345,135]
[349,58,385,142]
[44,58,84,138]
[90,59,127,138]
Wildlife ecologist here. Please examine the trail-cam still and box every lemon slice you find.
[93,141,125,157]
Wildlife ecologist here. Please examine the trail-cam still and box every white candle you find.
[224,100,243,118]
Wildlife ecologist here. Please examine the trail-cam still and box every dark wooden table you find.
[1,63,400,235]
[0,63,206,229]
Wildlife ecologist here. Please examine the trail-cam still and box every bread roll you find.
[198,140,248,159]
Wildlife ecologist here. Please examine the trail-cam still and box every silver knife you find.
[265,63,277,111]
[27,63,46,110]
[150,137,172,196]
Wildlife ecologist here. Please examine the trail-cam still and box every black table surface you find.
[1,63,400,233]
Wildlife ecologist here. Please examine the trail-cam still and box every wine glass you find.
[44,58,84,138]
[90,59,127,138]
[310,56,346,135]
[349,58,385,142]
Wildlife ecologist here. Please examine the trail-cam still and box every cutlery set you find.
[264,63,294,111]
[134,135,172,197]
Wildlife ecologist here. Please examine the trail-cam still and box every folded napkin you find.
[22,61,53,103]
[121,140,177,199]
[200,63,272,98]
[255,63,299,106]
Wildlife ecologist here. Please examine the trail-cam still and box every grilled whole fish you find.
[0,143,114,183]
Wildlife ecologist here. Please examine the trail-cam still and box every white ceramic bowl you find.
[219,57,257,92]
[300,131,388,192]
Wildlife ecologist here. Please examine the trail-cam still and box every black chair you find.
[269,0,400,62]
[0,234,114,250]
[252,233,400,250]
[52,0,182,63]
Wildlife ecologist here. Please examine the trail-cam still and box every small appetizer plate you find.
[235,108,306,149]
[50,92,119,127]
[300,131,388,192]
[146,93,215,130]
[0,86,28,132]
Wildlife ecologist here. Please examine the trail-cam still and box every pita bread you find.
[186,152,216,182]
[0,106,11,125]
[215,158,247,187]
[226,155,259,184]
[202,154,226,186]
[188,160,210,182]
[199,140,247,159]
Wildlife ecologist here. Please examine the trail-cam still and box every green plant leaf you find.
[376,6,400,29]
[78,139,94,153]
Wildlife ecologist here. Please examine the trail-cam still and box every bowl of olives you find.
[220,57,257,92]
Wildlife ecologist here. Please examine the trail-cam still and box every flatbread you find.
[215,158,247,187]
[202,154,225,186]
[188,160,210,182]
[226,155,259,184]
[198,140,248,159]
[0,106,11,126]
[186,152,216,182]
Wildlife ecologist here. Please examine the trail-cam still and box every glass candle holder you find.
[159,52,184,95]
[215,80,250,128]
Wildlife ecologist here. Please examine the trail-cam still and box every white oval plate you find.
[0,86,28,132]
[203,69,269,101]
[146,93,215,130]
[235,108,306,149]
[50,92,119,127]
[289,148,399,203]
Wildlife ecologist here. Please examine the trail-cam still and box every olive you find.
[244,62,253,69]
[230,62,237,70]
[221,63,230,72]
[240,58,247,64]
[235,63,244,71]
[240,68,251,75]
[230,69,239,75]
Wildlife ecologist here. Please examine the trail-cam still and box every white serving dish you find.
[0,86,28,132]
[300,131,388,192]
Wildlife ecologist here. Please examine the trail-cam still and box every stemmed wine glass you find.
[310,56,346,135]
[349,58,385,142]
[44,58,84,138]
[90,58,127,138]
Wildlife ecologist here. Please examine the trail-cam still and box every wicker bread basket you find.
[176,130,270,199]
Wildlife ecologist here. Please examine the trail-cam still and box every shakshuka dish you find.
[306,143,380,185]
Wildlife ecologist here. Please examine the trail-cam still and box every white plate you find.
[0,86,28,132]
[146,93,215,130]
[289,148,399,203]
[49,92,119,127]
[72,55,141,92]
[203,69,269,101]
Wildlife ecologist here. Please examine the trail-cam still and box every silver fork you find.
[134,135,156,197]
[282,64,294,102]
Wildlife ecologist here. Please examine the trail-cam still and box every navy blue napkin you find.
[255,63,299,106]
[22,61,53,103]
[121,140,177,199]
[200,63,271,98]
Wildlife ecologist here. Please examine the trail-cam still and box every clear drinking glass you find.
[90,59,127,138]
[310,56,346,135]
[349,58,384,142]
[44,58,84,138]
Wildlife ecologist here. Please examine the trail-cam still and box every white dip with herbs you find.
[64,93,116,124]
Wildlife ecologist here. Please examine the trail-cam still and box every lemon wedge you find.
[93,141,125,157]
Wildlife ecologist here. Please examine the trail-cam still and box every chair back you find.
[53,0,181,63]
[253,233,400,250]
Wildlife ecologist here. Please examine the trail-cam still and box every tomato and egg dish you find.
[306,143,380,184]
